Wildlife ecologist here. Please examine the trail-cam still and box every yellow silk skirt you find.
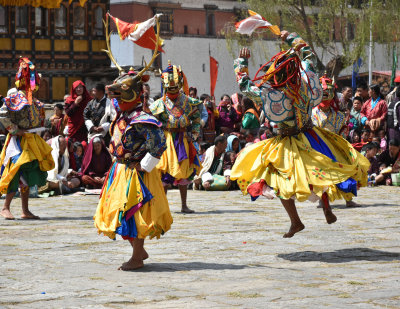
[156,130,201,181]
[94,162,172,240]
[231,127,370,202]
[0,133,54,194]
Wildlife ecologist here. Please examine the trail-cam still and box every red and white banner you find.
[235,10,280,36]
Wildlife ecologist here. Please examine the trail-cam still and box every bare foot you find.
[118,258,144,271]
[346,200,361,208]
[20,211,40,220]
[181,205,195,213]
[323,209,337,224]
[283,223,305,238]
[1,209,15,220]
[142,249,149,261]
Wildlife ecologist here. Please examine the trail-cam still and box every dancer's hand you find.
[280,30,289,42]
[239,47,250,59]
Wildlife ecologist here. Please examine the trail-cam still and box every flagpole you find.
[368,0,373,85]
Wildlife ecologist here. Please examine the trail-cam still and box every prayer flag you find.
[235,10,281,36]
[390,49,398,88]
[352,58,362,91]
[210,56,218,97]
[108,13,164,52]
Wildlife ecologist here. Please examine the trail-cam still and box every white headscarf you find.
[47,135,69,182]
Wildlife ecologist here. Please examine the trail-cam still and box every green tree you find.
[223,0,400,78]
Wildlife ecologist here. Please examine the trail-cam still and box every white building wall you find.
[111,33,394,100]
[111,34,281,100]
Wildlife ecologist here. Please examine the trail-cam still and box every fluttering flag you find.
[235,10,281,36]
[390,49,397,88]
[210,56,218,97]
[352,58,363,92]
[108,13,164,52]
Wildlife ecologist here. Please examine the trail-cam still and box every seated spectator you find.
[193,135,232,190]
[242,129,257,146]
[46,136,81,194]
[361,84,387,137]
[375,139,400,185]
[216,94,238,134]
[198,141,210,163]
[241,97,260,130]
[73,142,84,172]
[66,138,78,171]
[50,103,67,137]
[40,129,52,142]
[352,128,370,151]
[378,129,387,152]
[363,142,380,180]
[226,135,241,154]
[80,137,112,189]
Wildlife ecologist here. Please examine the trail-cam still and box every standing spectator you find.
[385,76,400,107]
[360,84,387,137]
[355,83,370,103]
[349,96,364,132]
[49,103,67,137]
[80,137,112,189]
[65,80,92,143]
[216,94,238,134]
[189,87,208,129]
[241,97,260,130]
[338,86,353,112]
[386,85,400,142]
[84,83,115,144]
[201,94,218,144]
[231,93,243,120]
[142,83,154,105]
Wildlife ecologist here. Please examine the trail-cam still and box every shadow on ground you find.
[40,216,93,221]
[128,261,262,272]
[278,247,400,263]
[175,210,258,215]
[332,203,400,209]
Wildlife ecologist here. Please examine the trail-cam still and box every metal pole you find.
[368,0,373,85]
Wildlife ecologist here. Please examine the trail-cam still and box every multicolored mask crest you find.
[15,57,41,105]
[161,63,186,94]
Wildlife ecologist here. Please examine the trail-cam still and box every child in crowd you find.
[363,142,380,177]
[73,142,85,172]
[198,142,210,163]
[378,129,387,152]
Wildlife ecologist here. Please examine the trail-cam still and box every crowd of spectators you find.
[2,77,400,195]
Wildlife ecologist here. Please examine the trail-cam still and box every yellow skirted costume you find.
[94,162,172,240]
[150,93,202,184]
[93,104,172,241]
[232,32,369,203]
[232,127,370,202]
[0,133,54,194]
[157,131,201,181]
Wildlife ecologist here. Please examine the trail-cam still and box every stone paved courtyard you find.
[0,186,399,308]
